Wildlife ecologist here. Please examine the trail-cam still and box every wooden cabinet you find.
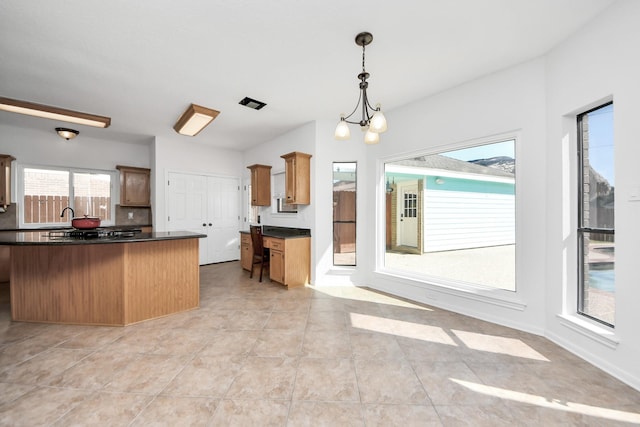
[264,236,310,287]
[240,232,253,271]
[116,165,151,207]
[0,154,15,208]
[240,232,311,287]
[280,152,311,205]
[247,164,272,206]
[269,245,285,284]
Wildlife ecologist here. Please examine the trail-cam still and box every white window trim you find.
[376,131,523,308]
[17,163,117,229]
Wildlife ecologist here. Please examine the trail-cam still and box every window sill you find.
[374,269,527,312]
[557,314,619,349]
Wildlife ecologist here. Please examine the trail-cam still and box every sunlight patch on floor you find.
[451,378,640,423]
[310,286,436,311]
[452,329,549,361]
[349,312,456,345]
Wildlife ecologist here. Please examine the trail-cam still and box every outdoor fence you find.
[23,195,111,223]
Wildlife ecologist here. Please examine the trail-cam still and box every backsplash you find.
[115,205,152,227]
[0,204,151,230]
[0,204,17,230]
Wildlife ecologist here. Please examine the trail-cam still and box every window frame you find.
[333,161,357,267]
[576,101,615,328]
[18,163,117,229]
[377,132,520,298]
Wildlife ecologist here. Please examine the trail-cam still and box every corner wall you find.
[362,58,548,336]
[544,0,640,390]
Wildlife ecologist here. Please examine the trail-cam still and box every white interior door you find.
[398,181,418,247]
[167,172,241,265]
[167,172,208,264]
[206,176,240,263]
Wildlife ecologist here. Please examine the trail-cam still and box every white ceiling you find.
[0,0,614,150]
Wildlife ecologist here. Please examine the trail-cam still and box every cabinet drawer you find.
[241,234,251,245]
[269,239,284,251]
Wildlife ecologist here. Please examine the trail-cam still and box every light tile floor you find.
[0,261,639,426]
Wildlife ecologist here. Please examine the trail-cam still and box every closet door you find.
[206,175,241,263]
[167,172,241,265]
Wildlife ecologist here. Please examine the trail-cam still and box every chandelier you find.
[334,32,387,144]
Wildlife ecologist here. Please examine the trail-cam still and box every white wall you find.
[0,124,151,176]
[362,58,549,336]
[545,0,640,390]
[242,122,316,230]
[153,135,243,231]
[0,123,152,205]
[312,120,367,286]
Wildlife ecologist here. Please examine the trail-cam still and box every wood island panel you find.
[11,244,124,325]
[123,239,199,324]
[9,238,199,326]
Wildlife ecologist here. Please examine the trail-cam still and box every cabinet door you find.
[270,250,285,284]
[241,244,252,271]
[240,233,252,271]
[280,152,311,205]
[118,166,150,206]
[0,155,15,207]
[247,164,271,206]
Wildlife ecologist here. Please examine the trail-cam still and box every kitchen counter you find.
[240,225,311,239]
[3,229,204,326]
[0,230,205,245]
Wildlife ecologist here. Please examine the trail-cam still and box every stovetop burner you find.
[48,228,142,240]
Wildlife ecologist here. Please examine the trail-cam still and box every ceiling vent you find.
[239,97,267,110]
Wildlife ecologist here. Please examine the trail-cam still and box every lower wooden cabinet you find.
[240,232,310,287]
[264,236,310,287]
[240,233,252,271]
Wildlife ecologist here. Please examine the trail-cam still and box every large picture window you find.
[384,139,516,291]
[20,166,115,228]
[577,102,614,327]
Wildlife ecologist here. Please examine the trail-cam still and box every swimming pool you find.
[588,269,615,292]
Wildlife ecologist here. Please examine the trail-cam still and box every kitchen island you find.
[0,230,205,326]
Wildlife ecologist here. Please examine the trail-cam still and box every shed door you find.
[398,181,418,247]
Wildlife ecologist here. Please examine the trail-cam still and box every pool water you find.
[588,269,615,292]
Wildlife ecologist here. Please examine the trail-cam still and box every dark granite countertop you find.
[0,230,205,246]
[240,225,311,239]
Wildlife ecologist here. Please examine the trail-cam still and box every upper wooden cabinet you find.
[247,164,272,206]
[0,154,15,208]
[280,152,311,205]
[116,165,151,207]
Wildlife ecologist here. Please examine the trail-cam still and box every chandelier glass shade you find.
[334,32,387,144]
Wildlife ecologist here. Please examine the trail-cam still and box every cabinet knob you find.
[208,223,212,226]
[202,223,206,227]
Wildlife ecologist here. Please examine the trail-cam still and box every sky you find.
[586,103,614,186]
[441,140,515,161]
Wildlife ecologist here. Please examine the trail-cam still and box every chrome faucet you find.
[60,207,75,218]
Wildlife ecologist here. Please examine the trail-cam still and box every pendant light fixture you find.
[335,32,387,144]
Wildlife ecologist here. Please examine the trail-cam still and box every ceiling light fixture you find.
[335,32,387,145]
[56,127,79,140]
[173,103,220,136]
[0,96,111,128]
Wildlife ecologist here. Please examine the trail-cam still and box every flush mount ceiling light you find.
[335,32,387,145]
[173,103,220,136]
[56,127,79,140]
[0,96,111,128]
[239,97,267,110]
